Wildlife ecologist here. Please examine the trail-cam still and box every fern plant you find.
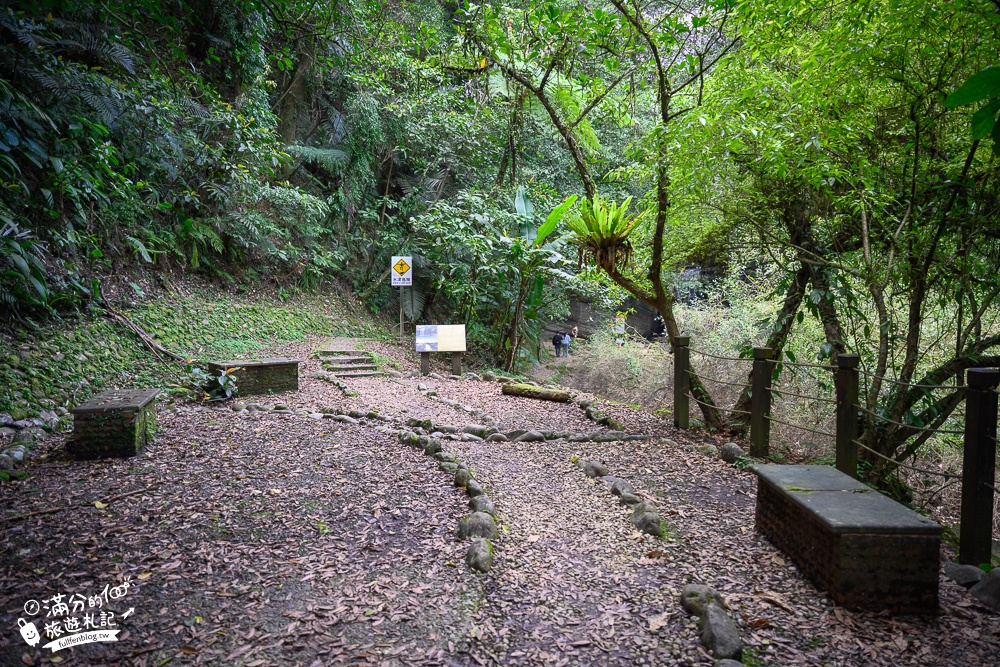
[566,195,648,274]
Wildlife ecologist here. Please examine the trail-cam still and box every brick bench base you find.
[69,388,159,459]
[754,464,942,614]
[208,358,300,396]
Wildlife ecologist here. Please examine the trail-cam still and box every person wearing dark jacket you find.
[552,332,563,357]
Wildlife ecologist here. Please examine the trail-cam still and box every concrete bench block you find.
[754,464,943,613]
[69,388,159,459]
[208,358,300,395]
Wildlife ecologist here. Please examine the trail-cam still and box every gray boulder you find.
[454,468,471,487]
[12,429,40,446]
[611,479,635,498]
[0,413,12,427]
[463,373,482,382]
[469,495,494,515]
[970,568,1000,611]
[659,438,679,447]
[486,433,509,442]
[701,604,742,660]
[466,538,493,573]
[515,431,545,442]
[0,454,13,470]
[680,584,726,617]
[428,372,444,380]
[466,480,485,497]
[332,414,359,424]
[385,370,403,378]
[458,512,497,540]
[592,432,625,443]
[398,431,420,447]
[434,451,456,463]
[697,444,720,458]
[423,439,443,455]
[714,660,745,667]
[944,562,986,589]
[720,442,745,464]
[439,462,459,474]
[583,461,609,478]
[506,429,529,440]
[483,371,497,382]
[630,507,662,537]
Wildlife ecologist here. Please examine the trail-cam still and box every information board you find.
[415,324,467,352]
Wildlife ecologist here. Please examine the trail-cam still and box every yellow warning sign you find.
[391,255,412,286]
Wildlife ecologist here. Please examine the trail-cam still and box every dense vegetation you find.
[2,0,998,488]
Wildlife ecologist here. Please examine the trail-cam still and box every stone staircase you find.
[314,339,382,378]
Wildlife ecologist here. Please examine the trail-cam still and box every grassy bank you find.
[0,284,385,420]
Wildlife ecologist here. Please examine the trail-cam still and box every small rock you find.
[0,454,13,470]
[423,440,443,455]
[701,604,742,660]
[970,568,1000,611]
[428,372,444,380]
[272,404,289,411]
[466,538,493,573]
[584,406,600,421]
[8,446,26,463]
[583,460,609,478]
[11,419,33,430]
[515,431,545,442]
[506,429,529,440]
[439,461,459,474]
[232,403,247,413]
[398,431,420,447]
[469,495,494,515]
[463,373,482,382]
[697,444,720,458]
[454,468,471,487]
[457,512,497,540]
[592,432,625,443]
[619,492,642,507]
[659,438,678,447]
[483,371,497,382]
[332,415,358,425]
[385,370,402,378]
[461,433,484,442]
[0,413,12,427]
[417,383,428,392]
[466,480,485,497]
[486,433,508,442]
[407,370,421,378]
[720,442,745,464]
[308,413,325,420]
[12,430,39,446]
[680,584,726,617]
[714,660,744,667]
[944,562,986,589]
[611,479,635,498]
[461,424,493,438]
[433,451,456,463]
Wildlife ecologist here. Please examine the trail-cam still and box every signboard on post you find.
[391,256,412,286]
[415,325,467,352]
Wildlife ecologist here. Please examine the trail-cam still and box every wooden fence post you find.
[749,347,773,458]
[452,352,462,376]
[673,335,690,429]
[420,352,430,376]
[835,353,860,479]
[959,367,1000,566]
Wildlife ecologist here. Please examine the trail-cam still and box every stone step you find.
[331,370,383,378]
[320,355,374,364]
[324,364,378,373]
[316,349,372,358]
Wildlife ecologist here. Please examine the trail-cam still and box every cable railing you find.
[673,335,1000,566]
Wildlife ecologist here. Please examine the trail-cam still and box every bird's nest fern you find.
[566,195,648,274]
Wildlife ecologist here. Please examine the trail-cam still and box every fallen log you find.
[501,383,571,403]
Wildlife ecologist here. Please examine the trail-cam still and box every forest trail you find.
[1,337,997,666]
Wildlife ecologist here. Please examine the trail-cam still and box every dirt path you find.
[1,335,998,666]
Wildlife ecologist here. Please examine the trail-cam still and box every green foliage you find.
[169,364,239,401]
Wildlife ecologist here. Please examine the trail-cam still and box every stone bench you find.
[207,358,300,396]
[753,464,942,613]
[69,388,159,459]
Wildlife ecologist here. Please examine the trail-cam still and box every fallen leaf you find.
[138,571,152,580]
[648,613,670,633]
[94,501,109,509]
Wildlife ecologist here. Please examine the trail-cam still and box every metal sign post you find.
[391,255,412,337]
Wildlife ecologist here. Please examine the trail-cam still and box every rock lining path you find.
[1,335,998,666]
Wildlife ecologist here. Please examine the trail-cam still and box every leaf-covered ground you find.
[1,336,998,666]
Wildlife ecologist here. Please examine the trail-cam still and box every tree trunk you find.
[502,383,571,402]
